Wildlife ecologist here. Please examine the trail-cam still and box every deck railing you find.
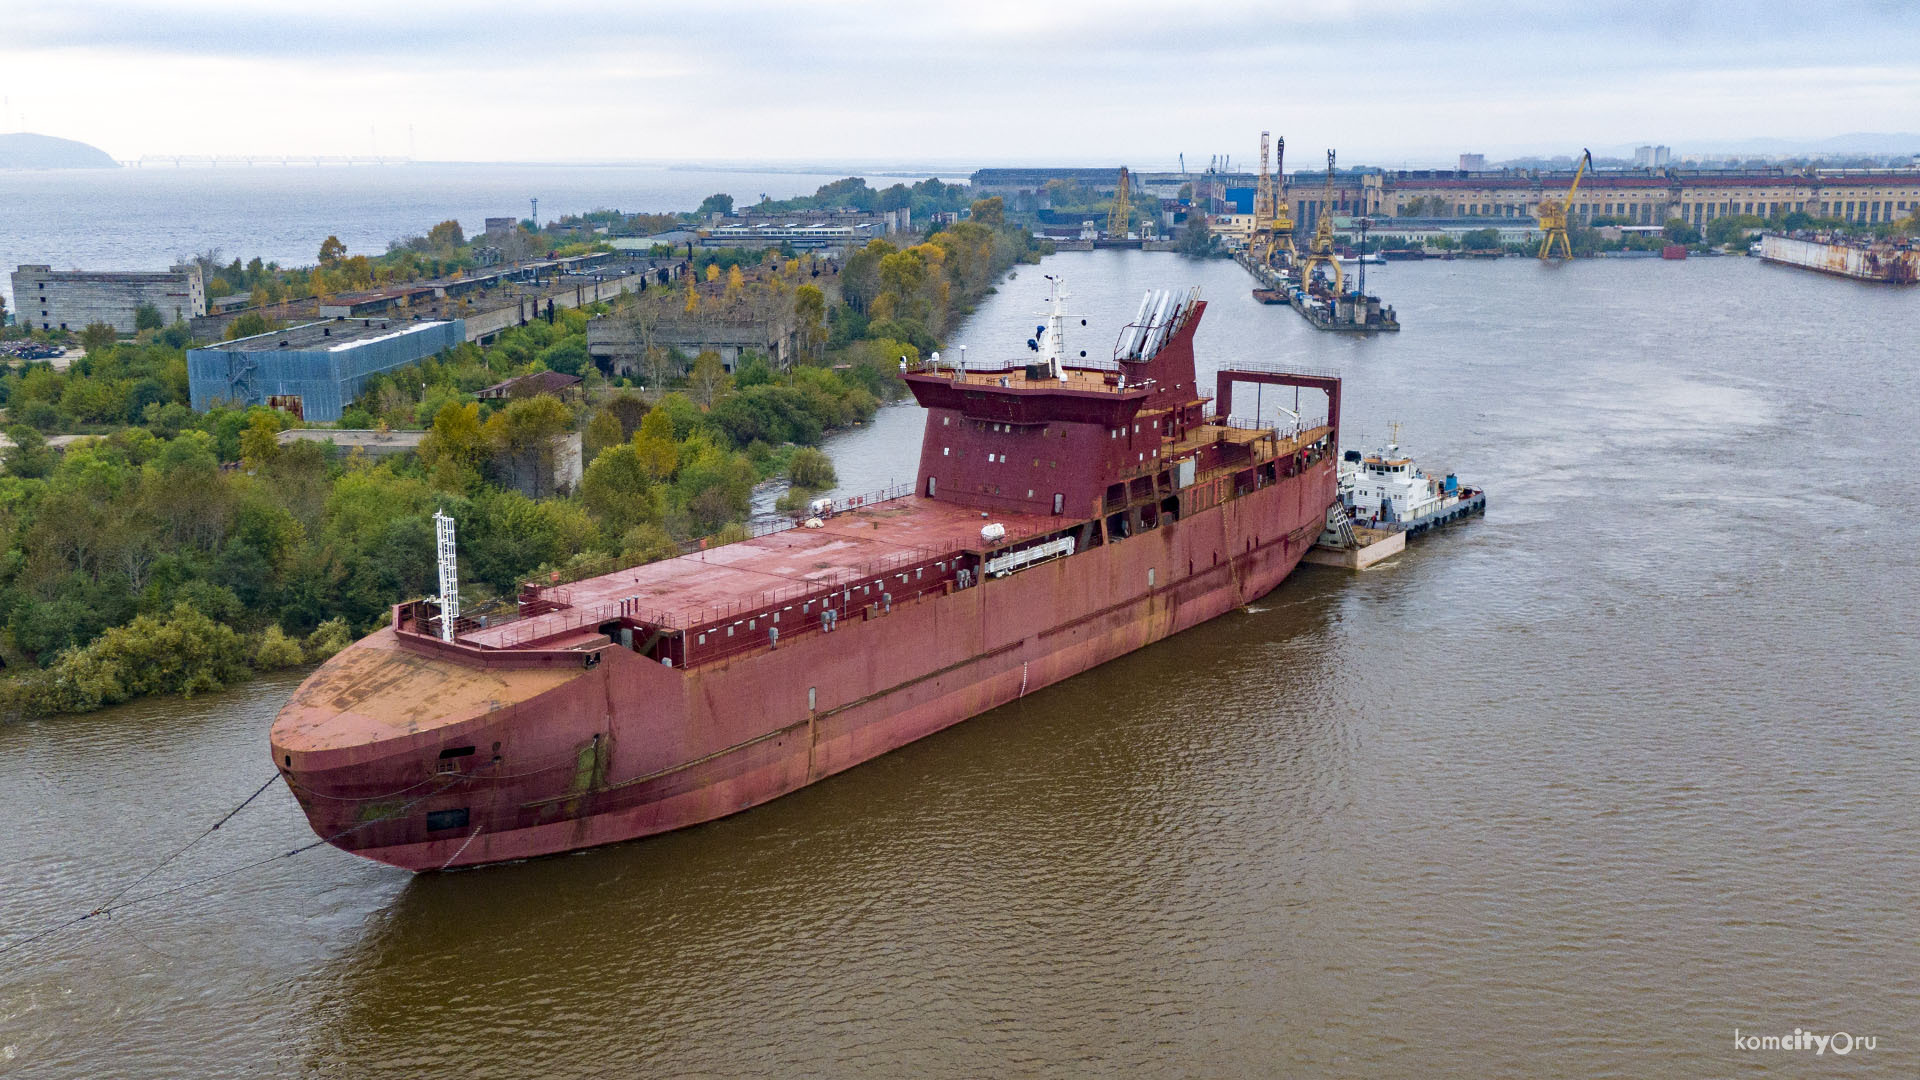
[454,482,927,646]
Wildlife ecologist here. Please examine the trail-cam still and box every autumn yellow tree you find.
[418,401,489,491]
[633,408,678,481]
[793,285,826,366]
[239,412,282,469]
[726,264,745,300]
[705,263,720,284]
[688,351,731,407]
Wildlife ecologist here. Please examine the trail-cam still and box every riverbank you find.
[0,189,1031,717]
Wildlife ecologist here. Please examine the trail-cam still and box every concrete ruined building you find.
[11,263,206,332]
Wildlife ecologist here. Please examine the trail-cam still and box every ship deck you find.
[461,496,1061,646]
[931,364,1128,394]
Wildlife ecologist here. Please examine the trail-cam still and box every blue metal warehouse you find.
[187,318,466,422]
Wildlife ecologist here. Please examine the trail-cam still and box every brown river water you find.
[2,253,1915,1077]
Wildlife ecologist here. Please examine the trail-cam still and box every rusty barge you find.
[271,282,1341,870]
[1757,233,1918,284]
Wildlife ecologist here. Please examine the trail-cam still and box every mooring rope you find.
[0,762,493,958]
[0,771,282,957]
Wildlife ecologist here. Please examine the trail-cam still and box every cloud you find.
[3,0,1916,161]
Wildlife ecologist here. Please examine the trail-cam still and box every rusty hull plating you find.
[270,290,1342,870]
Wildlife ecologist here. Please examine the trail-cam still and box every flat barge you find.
[272,282,1343,869]
[1757,233,1918,284]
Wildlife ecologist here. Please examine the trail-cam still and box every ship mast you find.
[1040,275,1073,381]
[434,509,460,642]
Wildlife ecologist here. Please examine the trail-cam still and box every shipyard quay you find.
[974,164,1920,230]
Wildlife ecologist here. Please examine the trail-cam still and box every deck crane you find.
[1536,148,1592,260]
[1107,167,1131,239]
[1298,149,1344,293]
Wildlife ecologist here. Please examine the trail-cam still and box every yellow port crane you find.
[1266,135,1295,266]
[1251,133,1274,259]
[1298,149,1344,293]
[1536,148,1593,260]
[1107,167,1131,239]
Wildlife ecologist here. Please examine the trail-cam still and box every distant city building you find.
[11,263,206,333]
[484,217,517,239]
[1633,145,1672,168]
[1458,153,1487,171]
[187,317,465,422]
[1281,166,1920,230]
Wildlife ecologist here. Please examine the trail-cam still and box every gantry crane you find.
[1298,149,1344,293]
[1107,167,1131,239]
[1536,148,1592,260]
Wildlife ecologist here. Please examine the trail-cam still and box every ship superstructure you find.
[272,281,1341,870]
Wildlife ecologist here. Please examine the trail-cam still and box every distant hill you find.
[0,133,118,170]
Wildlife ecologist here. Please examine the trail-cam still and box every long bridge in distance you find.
[128,154,414,167]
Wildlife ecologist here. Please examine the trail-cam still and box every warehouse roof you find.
[214,318,456,353]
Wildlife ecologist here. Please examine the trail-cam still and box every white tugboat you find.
[1305,426,1484,569]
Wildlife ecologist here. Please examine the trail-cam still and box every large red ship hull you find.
[275,469,1330,871]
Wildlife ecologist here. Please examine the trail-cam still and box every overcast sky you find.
[5,0,1918,167]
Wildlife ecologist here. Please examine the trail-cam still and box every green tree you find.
[583,407,624,462]
[318,235,347,263]
[1662,218,1701,244]
[602,391,649,438]
[840,239,897,314]
[697,193,734,217]
[534,337,590,377]
[1461,228,1502,250]
[24,603,250,713]
[133,304,164,332]
[970,196,1005,227]
[226,312,271,340]
[1176,214,1217,257]
[426,219,465,248]
[788,446,836,489]
[580,442,657,536]
[79,322,118,355]
[254,624,306,669]
[3,425,57,478]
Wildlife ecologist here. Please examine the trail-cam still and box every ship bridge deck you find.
[923,363,1129,394]
[460,496,1061,647]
